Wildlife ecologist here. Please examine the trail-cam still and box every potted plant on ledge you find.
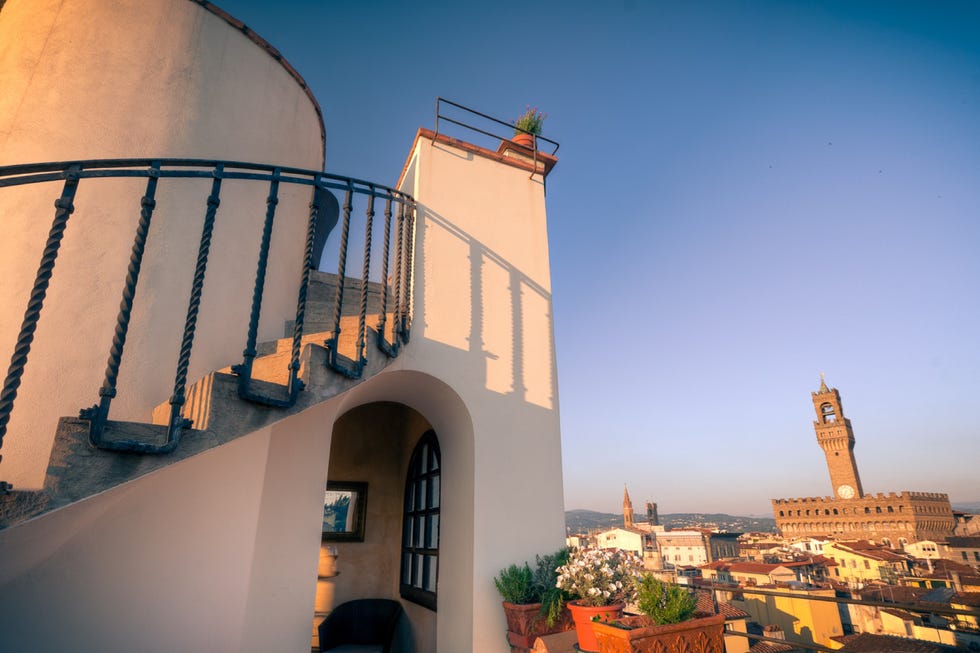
[555,548,643,652]
[511,106,546,149]
[591,574,725,653]
[494,549,573,652]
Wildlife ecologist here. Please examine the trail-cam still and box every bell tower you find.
[623,485,635,529]
[813,375,863,499]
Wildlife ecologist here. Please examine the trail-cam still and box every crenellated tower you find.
[813,374,864,499]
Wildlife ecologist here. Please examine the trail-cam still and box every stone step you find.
[0,320,398,530]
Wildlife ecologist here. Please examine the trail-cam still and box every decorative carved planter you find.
[592,613,725,653]
[502,601,573,651]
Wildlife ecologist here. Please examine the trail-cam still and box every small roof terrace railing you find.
[434,97,559,180]
[0,158,416,492]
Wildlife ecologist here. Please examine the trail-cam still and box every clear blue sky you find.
[216,0,980,516]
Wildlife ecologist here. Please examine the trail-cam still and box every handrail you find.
[0,159,416,489]
[433,98,559,181]
[434,98,560,156]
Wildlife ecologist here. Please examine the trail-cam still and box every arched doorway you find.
[312,401,439,652]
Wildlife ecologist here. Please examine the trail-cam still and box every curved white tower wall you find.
[0,0,325,488]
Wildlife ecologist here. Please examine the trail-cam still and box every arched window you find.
[400,431,440,610]
[821,403,836,423]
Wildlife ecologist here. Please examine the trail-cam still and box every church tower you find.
[623,486,635,529]
[646,501,659,526]
[813,375,864,499]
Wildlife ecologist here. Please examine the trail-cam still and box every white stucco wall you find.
[0,411,331,653]
[391,134,567,652]
[597,527,645,555]
[0,0,324,489]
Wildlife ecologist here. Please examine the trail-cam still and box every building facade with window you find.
[772,379,955,546]
[656,529,712,567]
[942,537,980,571]
[823,541,912,585]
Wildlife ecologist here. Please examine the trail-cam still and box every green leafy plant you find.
[514,106,546,136]
[635,574,697,625]
[534,548,572,626]
[494,563,536,604]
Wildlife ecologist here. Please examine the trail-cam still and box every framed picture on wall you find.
[322,481,368,542]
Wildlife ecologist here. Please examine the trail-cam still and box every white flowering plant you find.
[555,548,643,607]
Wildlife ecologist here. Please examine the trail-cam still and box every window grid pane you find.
[401,432,440,609]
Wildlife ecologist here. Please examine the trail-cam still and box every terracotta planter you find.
[501,601,573,651]
[511,132,536,149]
[592,613,725,653]
[567,600,625,653]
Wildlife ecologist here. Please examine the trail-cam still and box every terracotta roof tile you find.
[952,591,980,607]
[749,643,797,653]
[729,562,786,574]
[837,632,958,652]
[693,590,750,619]
[880,607,915,620]
[858,585,928,604]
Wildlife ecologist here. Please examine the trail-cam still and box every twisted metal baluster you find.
[401,201,417,343]
[284,178,322,396]
[375,197,398,357]
[232,170,283,402]
[84,164,161,445]
[0,165,80,491]
[166,167,224,443]
[324,183,363,378]
[355,190,374,368]
[391,200,405,346]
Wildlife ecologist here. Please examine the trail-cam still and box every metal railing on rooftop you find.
[0,158,416,491]
[434,97,560,179]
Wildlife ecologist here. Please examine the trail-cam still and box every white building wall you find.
[597,527,644,555]
[0,410,332,653]
[658,530,710,567]
[390,133,566,652]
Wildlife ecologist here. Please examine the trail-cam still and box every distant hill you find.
[953,502,980,513]
[566,509,776,534]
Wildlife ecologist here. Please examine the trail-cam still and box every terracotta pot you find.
[592,613,725,653]
[501,601,573,650]
[567,600,625,652]
[511,132,536,149]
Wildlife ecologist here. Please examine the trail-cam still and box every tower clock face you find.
[837,484,855,499]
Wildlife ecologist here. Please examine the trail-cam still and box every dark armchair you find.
[318,598,404,653]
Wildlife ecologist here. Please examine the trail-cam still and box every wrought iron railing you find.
[434,98,560,181]
[0,159,415,491]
